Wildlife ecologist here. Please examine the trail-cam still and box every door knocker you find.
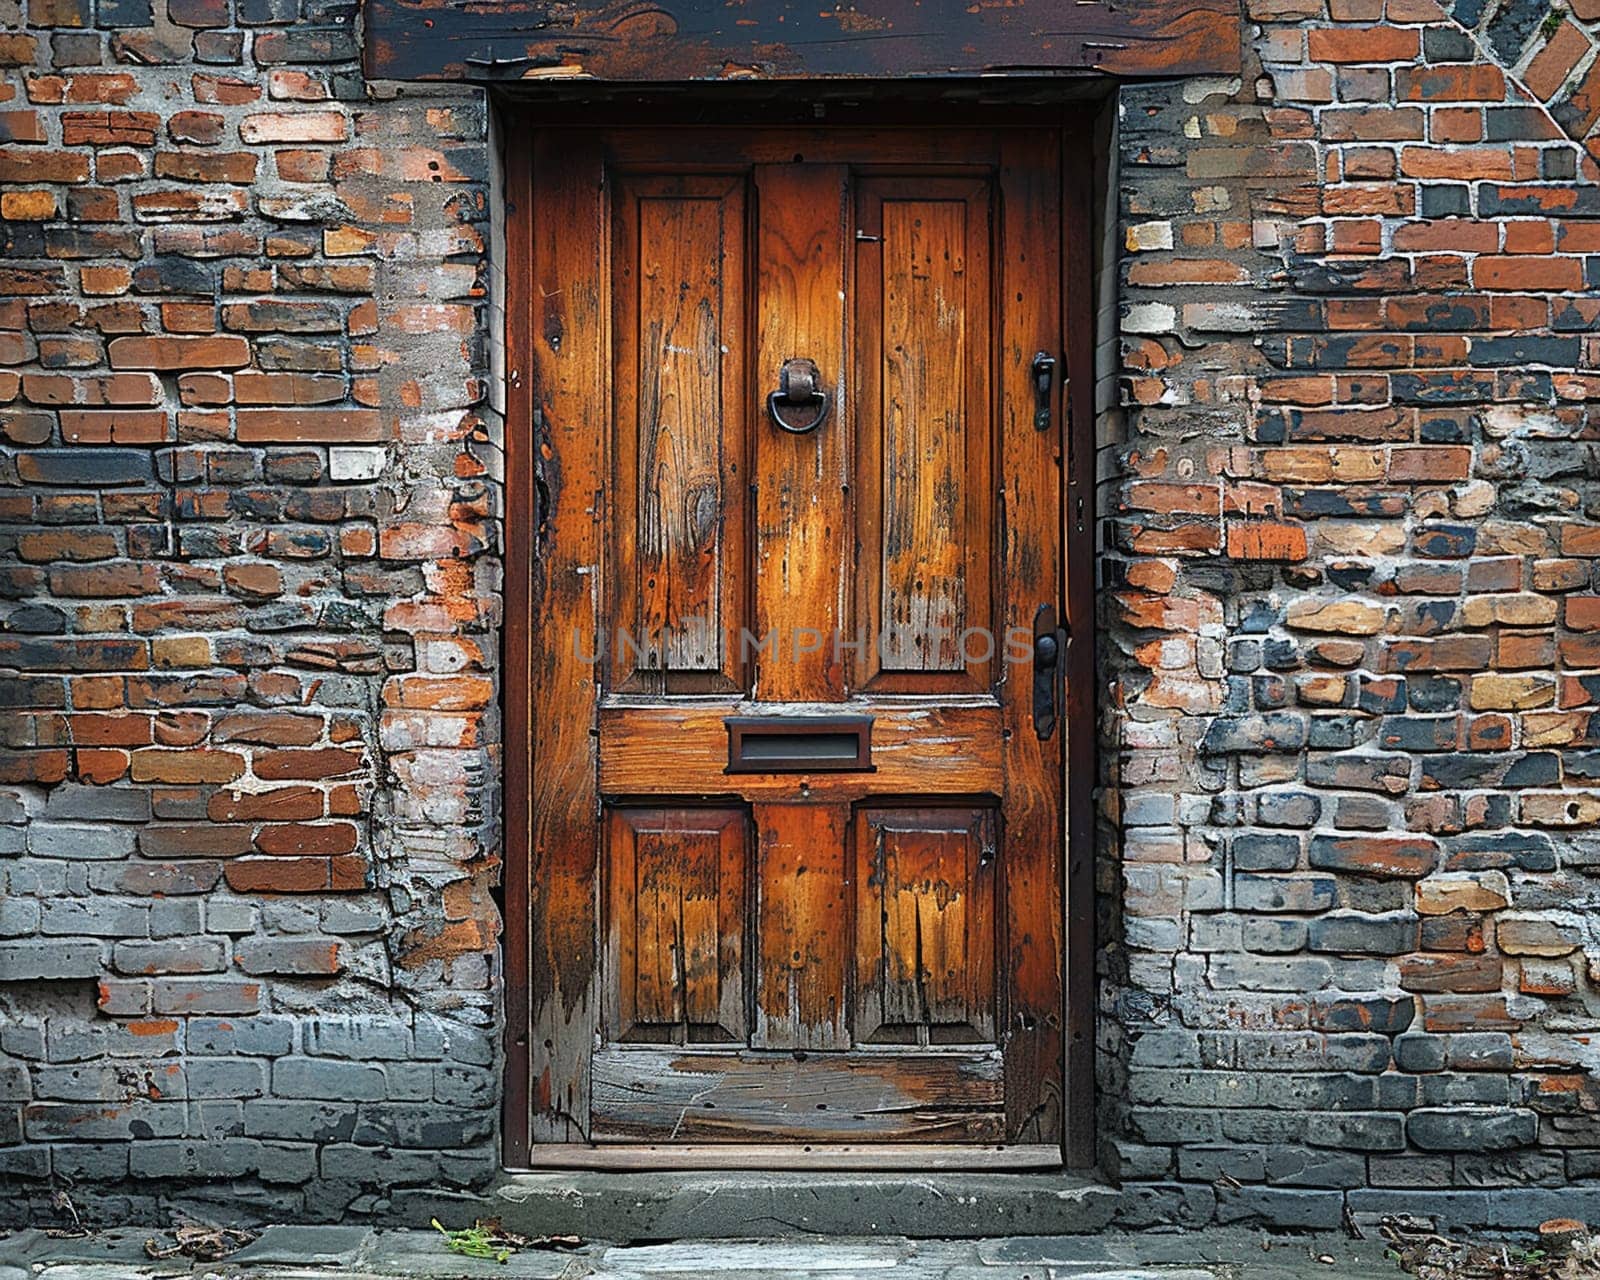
[767,357,831,435]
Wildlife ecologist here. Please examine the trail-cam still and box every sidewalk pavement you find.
[0,1225,1400,1280]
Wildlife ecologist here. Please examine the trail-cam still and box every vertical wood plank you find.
[753,801,850,1050]
[854,179,993,692]
[753,164,848,702]
[998,132,1066,1144]
[501,125,535,1171]
[611,175,747,694]
[529,132,607,1143]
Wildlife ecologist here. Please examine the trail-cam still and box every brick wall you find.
[1,0,1598,1231]
[0,0,502,1224]
[1104,0,1600,1231]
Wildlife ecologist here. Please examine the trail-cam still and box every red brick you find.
[1396,65,1506,102]
[107,335,250,370]
[1472,256,1583,291]
[1525,22,1588,101]
[1307,25,1419,63]
[234,408,383,442]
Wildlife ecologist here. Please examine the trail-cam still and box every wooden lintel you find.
[362,0,1243,85]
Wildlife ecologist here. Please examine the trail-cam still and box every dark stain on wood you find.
[363,0,1243,83]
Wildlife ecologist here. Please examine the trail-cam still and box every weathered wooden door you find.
[514,128,1066,1154]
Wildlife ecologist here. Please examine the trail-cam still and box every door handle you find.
[1031,352,1056,432]
[1032,603,1066,740]
[767,357,831,435]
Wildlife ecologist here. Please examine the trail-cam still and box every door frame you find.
[501,98,1100,1171]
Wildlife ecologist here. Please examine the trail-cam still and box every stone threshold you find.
[488,1170,1121,1240]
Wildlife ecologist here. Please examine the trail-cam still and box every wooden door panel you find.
[591,1048,1004,1142]
[854,806,997,1046]
[525,129,1067,1154]
[995,134,1066,1143]
[528,135,607,1144]
[751,802,850,1051]
[855,178,994,693]
[605,806,747,1044]
[598,702,1003,799]
[611,173,748,694]
[752,164,849,703]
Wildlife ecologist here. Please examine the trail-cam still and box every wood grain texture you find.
[598,701,1004,801]
[606,806,747,1043]
[610,173,747,694]
[753,164,849,703]
[501,132,536,1170]
[364,0,1245,83]
[591,1048,1005,1142]
[854,807,997,1046]
[996,132,1065,1144]
[855,178,993,692]
[528,133,607,1143]
[514,127,1078,1154]
[752,801,850,1050]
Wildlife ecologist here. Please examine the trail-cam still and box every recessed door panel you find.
[855,179,994,692]
[611,173,748,694]
[854,806,998,1046]
[605,806,747,1044]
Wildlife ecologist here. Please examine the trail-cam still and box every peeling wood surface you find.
[525,127,1069,1149]
[364,0,1243,83]
[527,134,606,1143]
[598,701,1004,800]
[591,1048,1005,1141]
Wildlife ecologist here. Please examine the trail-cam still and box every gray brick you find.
[0,1063,30,1102]
[0,1146,49,1179]
[243,1100,358,1144]
[42,784,151,823]
[412,1015,492,1066]
[432,1066,495,1107]
[350,1103,493,1149]
[273,1057,387,1102]
[187,1016,295,1057]
[111,938,227,976]
[1307,910,1418,955]
[149,899,204,939]
[1305,1110,1406,1152]
[40,899,150,938]
[0,898,41,936]
[1231,832,1300,871]
[1233,873,1337,913]
[1444,1032,1514,1071]
[151,979,261,1016]
[0,940,103,981]
[36,1062,185,1102]
[1394,1033,1446,1073]
[1408,1106,1538,1152]
[23,1101,187,1140]
[50,1143,130,1181]
[1262,1146,1366,1188]
[185,1058,268,1099]
[1215,1186,1343,1228]
[26,823,138,860]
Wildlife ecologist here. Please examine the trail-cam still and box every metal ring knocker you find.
[766,357,831,435]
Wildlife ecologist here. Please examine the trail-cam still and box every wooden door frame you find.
[501,100,1100,1171]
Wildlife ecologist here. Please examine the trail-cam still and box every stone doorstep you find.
[0,1226,1398,1280]
[489,1172,1123,1241]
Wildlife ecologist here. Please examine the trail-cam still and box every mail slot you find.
[725,716,874,774]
